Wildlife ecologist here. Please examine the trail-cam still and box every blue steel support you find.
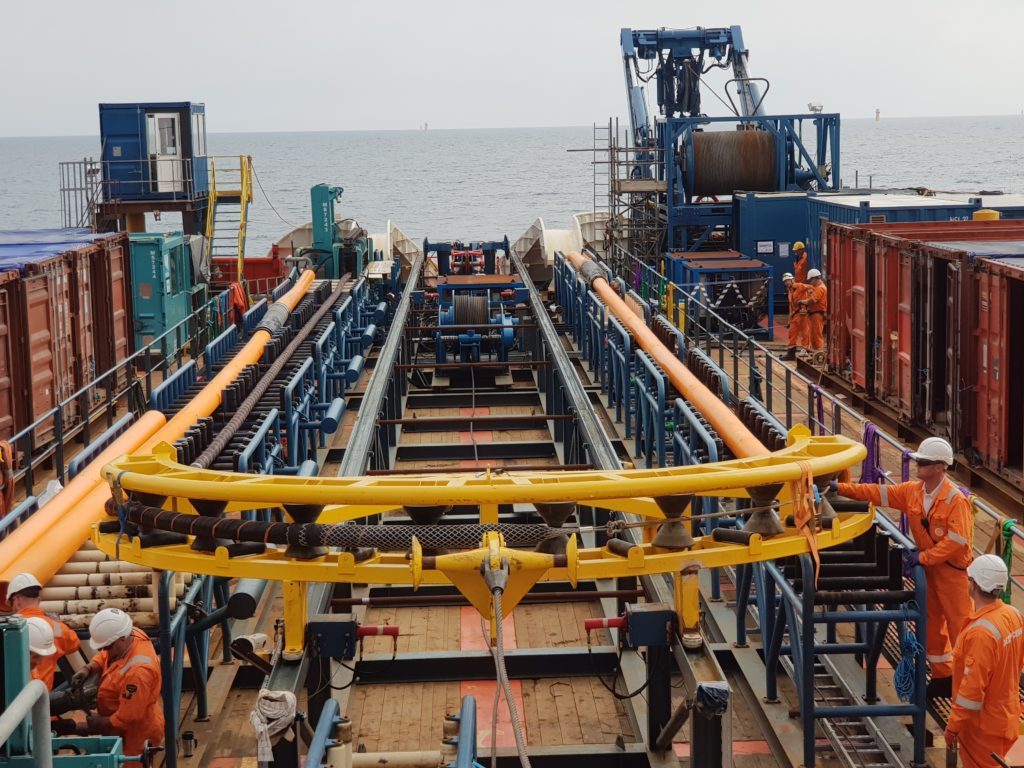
[633,351,668,469]
[448,695,479,768]
[606,316,634,436]
[303,698,340,768]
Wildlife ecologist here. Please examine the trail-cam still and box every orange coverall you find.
[799,281,827,351]
[93,628,164,764]
[787,282,810,350]
[793,250,808,283]
[21,605,80,691]
[948,601,1024,767]
[838,477,973,678]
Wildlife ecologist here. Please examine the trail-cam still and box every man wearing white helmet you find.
[68,608,164,764]
[781,272,809,361]
[796,268,827,352]
[834,436,972,697]
[25,616,58,690]
[945,554,1024,767]
[6,572,81,687]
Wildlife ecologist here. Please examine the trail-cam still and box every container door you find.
[943,260,962,446]
[895,249,914,420]
[849,238,869,388]
[975,271,1004,466]
[147,112,183,193]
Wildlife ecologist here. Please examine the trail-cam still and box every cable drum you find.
[453,295,489,326]
[688,130,777,197]
[122,502,567,551]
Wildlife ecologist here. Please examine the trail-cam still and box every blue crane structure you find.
[619,26,841,252]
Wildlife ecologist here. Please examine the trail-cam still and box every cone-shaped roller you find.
[534,502,576,554]
[283,503,328,560]
[193,499,265,557]
[404,505,452,555]
[652,495,695,551]
[743,484,785,536]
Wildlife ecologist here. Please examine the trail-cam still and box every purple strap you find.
[810,385,826,435]
[859,422,883,483]
[900,450,912,482]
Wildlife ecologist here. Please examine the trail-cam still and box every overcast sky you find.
[2,0,1022,137]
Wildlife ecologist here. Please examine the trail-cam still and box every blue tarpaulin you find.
[0,229,116,273]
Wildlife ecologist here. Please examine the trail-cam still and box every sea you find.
[1,116,1022,256]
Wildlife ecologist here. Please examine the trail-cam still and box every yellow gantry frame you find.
[95,426,871,655]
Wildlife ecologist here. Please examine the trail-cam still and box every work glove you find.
[86,713,111,732]
[905,549,920,569]
[52,718,78,737]
[943,727,957,750]
[70,667,91,689]
[827,479,838,493]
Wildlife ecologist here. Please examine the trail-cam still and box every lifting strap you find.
[792,459,820,583]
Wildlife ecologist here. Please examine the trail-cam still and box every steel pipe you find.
[563,251,766,459]
[0,679,52,768]
[0,270,317,600]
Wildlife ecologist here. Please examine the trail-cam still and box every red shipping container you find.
[972,255,1024,488]
[87,233,134,388]
[0,272,21,439]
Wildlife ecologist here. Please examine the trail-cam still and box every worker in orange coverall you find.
[832,436,973,698]
[945,554,1024,767]
[792,241,809,283]
[69,608,164,766]
[781,272,809,360]
[798,269,827,351]
[7,572,81,688]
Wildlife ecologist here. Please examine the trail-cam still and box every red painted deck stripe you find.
[460,407,491,416]
[460,606,517,651]
[462,679,526,749]
[461,430,493,444]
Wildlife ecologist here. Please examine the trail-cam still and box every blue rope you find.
[894,629,924,702]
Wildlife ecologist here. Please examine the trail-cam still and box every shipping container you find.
[809,193,982,266]
[731,192,810,298]
[0,272,20,439]
[825,221,1024,493]
[0,230,136,444]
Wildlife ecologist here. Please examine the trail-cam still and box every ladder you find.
[204,155,253,282]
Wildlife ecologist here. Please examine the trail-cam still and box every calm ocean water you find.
[1,116,1022,255]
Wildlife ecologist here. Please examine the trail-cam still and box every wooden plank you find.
[550,679,583,744]
[570,676,604,744]
[531,679,564,746]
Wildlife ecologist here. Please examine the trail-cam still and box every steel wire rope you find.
[491,588,530,768]
[249,161,299,230]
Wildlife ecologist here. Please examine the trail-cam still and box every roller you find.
[0,270,317,599]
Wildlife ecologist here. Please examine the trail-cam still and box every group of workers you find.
[782,241,827,360]
[6,573,163,763]
[836,436,1024,767]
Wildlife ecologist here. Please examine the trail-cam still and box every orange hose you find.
[0,270,316,599]
[564,251,766,459]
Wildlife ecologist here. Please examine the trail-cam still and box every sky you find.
[2,0,1022,137]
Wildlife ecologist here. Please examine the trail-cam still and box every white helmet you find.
[967,554,1008,594]
[88,608,133,651]
[782,272,794,281]
[909,436,954,466]
[807,268,823,280]
[7,573,42,599]
[26,617,56,656]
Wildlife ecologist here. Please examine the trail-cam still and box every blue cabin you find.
[98,102,209,202]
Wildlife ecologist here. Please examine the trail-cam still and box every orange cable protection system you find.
[563,250,767,459]
[0,270,317,601]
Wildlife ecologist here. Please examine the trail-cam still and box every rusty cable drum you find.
[689,130,778,197]
[453,294,489,326]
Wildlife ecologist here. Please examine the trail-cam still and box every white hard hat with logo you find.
[8,573,42,598]
[88,608,134,651]
[782,272,794,281]
[909,436,954,466]
[967,554,1008,593]
[807,268,822,279]
[26,616,56,656]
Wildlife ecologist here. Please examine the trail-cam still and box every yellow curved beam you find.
[102,428,864,509]
[92,511,874,584]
